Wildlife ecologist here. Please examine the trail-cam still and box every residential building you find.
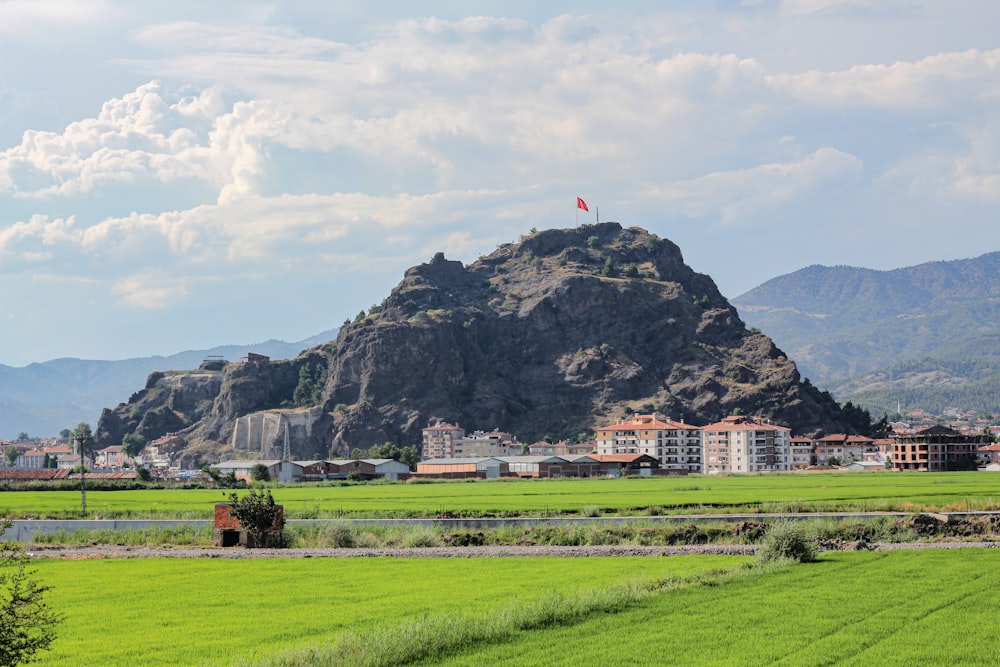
[421,422,466,459]
[454,430,520,458]
[891,425,988,472]
[702,416,792,474]
[789,437,814,470]
[94,445,126,469]
[595,414,702,473]
[528,440,596,456]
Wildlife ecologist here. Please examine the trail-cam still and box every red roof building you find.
[595,414,702,473]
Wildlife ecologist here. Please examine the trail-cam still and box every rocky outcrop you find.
[98,223,863,458]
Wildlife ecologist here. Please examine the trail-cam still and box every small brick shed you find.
[214,502,284,547]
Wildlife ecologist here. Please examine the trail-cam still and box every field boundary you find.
[7,510,1000,542]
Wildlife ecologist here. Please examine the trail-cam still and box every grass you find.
[424,549,1000,666]
[27,556,742,667]
[3,472,1000,519]
[19,549,1000,666]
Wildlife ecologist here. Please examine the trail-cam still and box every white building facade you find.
[595,414,702,473]
[702,416,792,474]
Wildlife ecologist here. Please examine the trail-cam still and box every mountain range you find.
[0,330,338,440]
[733,252,1000,415]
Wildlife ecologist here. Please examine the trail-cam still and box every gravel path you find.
[23,541,1000,559]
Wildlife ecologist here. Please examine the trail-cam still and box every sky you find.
[2,0,999,367]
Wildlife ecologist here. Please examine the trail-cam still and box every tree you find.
[41,454,51,469]
[226,490,284,548]
[399,445,421,471]
[367,442,400,460]
[349,448,364,460]
[121,433,147,466]
[250,464,271,482]
[4,449,19,468]
[1,518,60,665]
[58,429,71,440]
[71,423,94,517]
[136,467,152,482]
[15,433,28,442]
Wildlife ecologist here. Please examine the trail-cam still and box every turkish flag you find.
[576,197,589,212]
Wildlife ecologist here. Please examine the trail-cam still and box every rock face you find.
[97,223,862,459]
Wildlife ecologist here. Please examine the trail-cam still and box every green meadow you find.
[430,549,1000,666]
[23,549,1000,666]
[30,555,743,666]
[4,472,1000,519]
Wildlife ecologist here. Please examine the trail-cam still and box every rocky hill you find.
[0,330,338,440]
[733,252,1000,413]
[97,223,864,463]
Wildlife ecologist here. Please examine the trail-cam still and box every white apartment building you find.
[421,422,466,459]
[702,415,792,473]
[595,414,702,473]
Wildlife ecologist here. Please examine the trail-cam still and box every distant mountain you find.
[97,223,866,464]
[0,329,338,439]
[733,252,1000,413]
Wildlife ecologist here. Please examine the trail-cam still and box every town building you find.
[595,414,702,473]
[702,416,792,474]
[789,437,814,470]
[527,440,595,456]
[421,422,466,459]
[890,425,988,472]
[212,460,304,483]
[454,430,521,458]
[94,445,127,469]
[414,457,509,479]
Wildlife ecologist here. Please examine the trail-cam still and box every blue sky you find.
[2,0,998,366]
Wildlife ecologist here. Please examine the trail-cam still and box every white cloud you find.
[111,269,189,309]
[0,0,113,34]
[769,48,1000,109]
[647,147,864,224]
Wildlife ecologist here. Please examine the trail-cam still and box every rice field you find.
[28,555,743,666]
[24,549,1000,666]
[427,549,1000,666]
[3,471,1000,519]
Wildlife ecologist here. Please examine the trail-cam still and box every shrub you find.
[757,521,818,565]
[401,528,441,548]
[227,489,284,549]
[320,522,355,548]
[580,505,601,518]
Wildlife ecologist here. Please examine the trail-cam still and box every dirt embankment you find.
[23,541,999,560]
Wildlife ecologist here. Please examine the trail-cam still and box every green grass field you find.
[29,555,743,666]
[4,472,1000,519]
[23,549,1000,666]
[427,549,1000,666]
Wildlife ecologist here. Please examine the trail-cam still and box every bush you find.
[757,521,818,565]
[320,522,355,548]
[227,490,284,549]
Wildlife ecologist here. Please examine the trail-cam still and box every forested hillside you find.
[733,252,1000,415]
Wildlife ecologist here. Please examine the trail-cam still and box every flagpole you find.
[596,206,599,223]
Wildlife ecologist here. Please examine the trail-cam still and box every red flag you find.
[576,197,589,212]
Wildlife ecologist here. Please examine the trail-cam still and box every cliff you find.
[97,223,862,461]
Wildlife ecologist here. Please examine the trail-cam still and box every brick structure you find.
[213,502,284,547]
